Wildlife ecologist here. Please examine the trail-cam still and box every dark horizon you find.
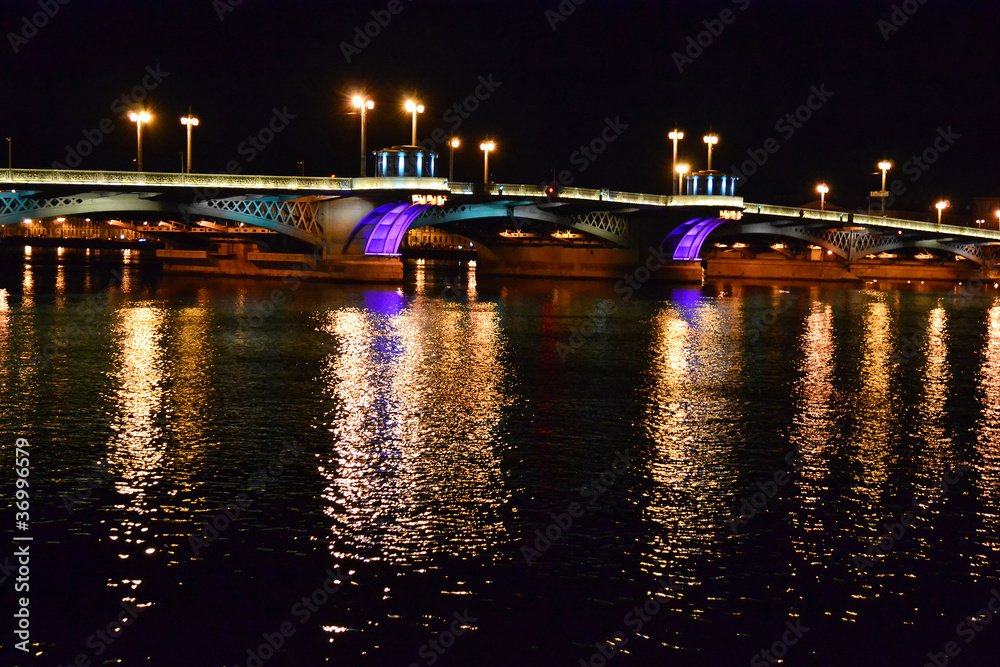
[3,0,998,215]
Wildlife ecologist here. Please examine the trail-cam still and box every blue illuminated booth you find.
[684,170,738,197]
[375,145,438,178]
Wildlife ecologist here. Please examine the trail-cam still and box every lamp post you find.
[817,184,829,211]
[480,140,495,184]
[404,99,424,146]
[180,112,199,174]
[352,95,374,176]
[128,111,151,172]
[878,161,892,214]
[668,129,684,195]
[449,138,460,182]
[5,137,10,181]
[676,163,689,195]
[935,200,949,224]
[703,133,719,171]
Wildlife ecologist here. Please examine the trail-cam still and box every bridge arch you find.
[0,192,325,246]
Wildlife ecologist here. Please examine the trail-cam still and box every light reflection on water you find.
[0,254,999,664]
[316,289,510,565]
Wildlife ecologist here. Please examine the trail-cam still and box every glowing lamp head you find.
[181,116,199,126]
[703,134,719,145]
[405,100,424,113]
[450,138,460,148]
[817,184,829,194]
[675,163,690,175]
[480,141,495,151]
[129,111,151,123]
[878,161,892,171]
[669,130,684,140]
[352,95,374,110]
[936,200,950,211]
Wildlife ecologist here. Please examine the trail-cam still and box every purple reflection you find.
[364,289,405,318]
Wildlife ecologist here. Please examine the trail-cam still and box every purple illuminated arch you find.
[664,217,728,261]
[352,202,435,256]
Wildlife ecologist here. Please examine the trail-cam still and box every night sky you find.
[3,0,998,214]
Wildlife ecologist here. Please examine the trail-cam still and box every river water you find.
[1,247,999,666]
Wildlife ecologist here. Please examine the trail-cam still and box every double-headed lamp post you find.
[878,161,892,214]
[817,184,829,211]
[128,111,151,172]
[352,95,374,177]
[676,163,690,195]
[404,99,424,146]
[936,200,949,224]
[668,129,684,195]
[480,141,495,184]
[180,113,199,174]
[449,138,460,182]
[703,133,719,171]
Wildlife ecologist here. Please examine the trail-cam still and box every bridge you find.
[3,168,998,282]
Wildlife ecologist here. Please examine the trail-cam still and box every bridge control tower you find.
[375,145,438,178]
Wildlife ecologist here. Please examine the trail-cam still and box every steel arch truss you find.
[717,221,990,265]
[411,202,630,248]
[0,192,324,246]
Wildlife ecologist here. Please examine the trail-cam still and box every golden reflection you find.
[55,263,66,308]
[848,295,897,499]
[791,299,836,486]
[913,304,951,490]
[316,293,509,565]
[976,300,1000,551]
[639,296,745,586]
[107,306,167,495]
[0,289,9,370]
[21,260,34,310]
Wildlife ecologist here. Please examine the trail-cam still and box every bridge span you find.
[3,168,998,283]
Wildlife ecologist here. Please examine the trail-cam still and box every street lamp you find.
[480,140,495,184]
[180,112,199,174]
[817,183,829,211]
[877,161,892,214]
[668,129,684,195]
[703,133,719,171]
[404,99,424,146]
[5,137,10,181]
[128,111,151,172]
[676,163,690,195]
[935,200,949,224]
[352,94,374,177]
[449,137,460,182]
